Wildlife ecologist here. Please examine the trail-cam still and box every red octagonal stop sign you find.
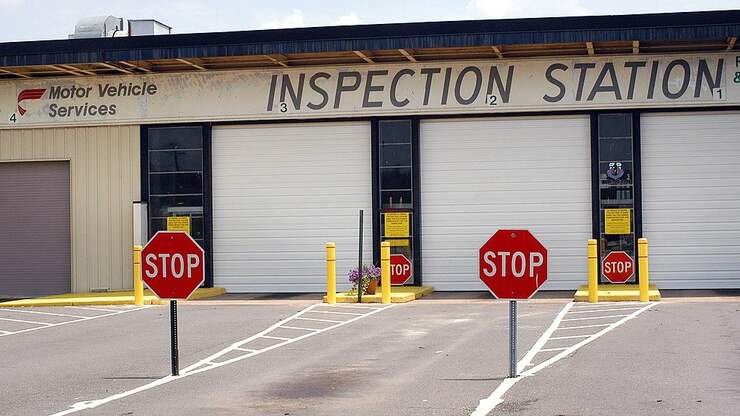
[142,231,205,299]
[479,229,548,299]
[390,254,413,285]
[601,251,634,283]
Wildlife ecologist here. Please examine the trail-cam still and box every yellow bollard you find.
[381,241,391,304]
[587,239,598,303]
[133,245,144,306]
[326,242,336,304]
[638,238,650,302]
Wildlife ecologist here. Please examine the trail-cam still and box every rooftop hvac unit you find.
[128,19,172,36]
[69,16,125,39]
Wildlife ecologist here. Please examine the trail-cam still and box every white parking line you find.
[549,334,591,340]
[561,314,631,321]
[0,317,53,326]
[309,310,364,316]
[0,309,88,319]
[571,301,643,309]
[323,304,385,310]
[539,347,569,352]
[567,307,643,314]
[557,323,612,330]
[261,335,291,341]
[49,302,394,416]
[0,306,152,338]
[278,325,319,331]
[295,317,344,323]
[472,302,655,416]
[65,306,123,313]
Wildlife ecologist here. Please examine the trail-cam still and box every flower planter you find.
[365,279,378,295]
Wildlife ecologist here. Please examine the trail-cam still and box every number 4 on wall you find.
[9,113,17,123]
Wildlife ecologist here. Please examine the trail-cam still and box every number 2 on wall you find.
[486,94,498,106]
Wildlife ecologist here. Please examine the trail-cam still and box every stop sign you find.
[601,251,634,283]
[142,231,205,299]
[390,254,413,285]
[479,229,548,299]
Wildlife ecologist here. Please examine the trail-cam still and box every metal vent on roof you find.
[69,16,125,39]
[128,19,172,36]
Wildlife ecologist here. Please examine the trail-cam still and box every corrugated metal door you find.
[641,111,740,289]
[420,116,592,291]
[212,122,372,293]
[0,161,71,298]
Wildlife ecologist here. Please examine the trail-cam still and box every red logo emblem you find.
[17,88,46,115]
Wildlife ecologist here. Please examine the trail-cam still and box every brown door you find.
[0,162,71,298]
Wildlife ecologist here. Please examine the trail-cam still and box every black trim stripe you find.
[0,10,738,66]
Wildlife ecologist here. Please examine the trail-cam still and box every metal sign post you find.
[141,231,203,378]
[357,210,364,304]
[509,300,517,378]
[170,299,179,376]
[478,230,548,380]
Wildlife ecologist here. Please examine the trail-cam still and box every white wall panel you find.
[642,111,740,289]
[421,116,591,291]
[212,122,372,292]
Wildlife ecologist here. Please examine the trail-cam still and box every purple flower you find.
[347,264,381,291]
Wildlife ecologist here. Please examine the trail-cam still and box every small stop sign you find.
[479,229,548,299]
[602,251,634,283]
[142,231,205,299]
[390,254,413,285]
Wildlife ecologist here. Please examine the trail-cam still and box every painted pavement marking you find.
[49,302,394,416]
[0,306,152,338]
[471,301,655,416]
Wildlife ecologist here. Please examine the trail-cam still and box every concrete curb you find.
[0,287,226,307]
[322,286,434,303]
[573,284,661,302]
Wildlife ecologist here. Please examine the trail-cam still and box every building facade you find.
[0,10,739,296]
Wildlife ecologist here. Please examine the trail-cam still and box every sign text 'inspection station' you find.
[4,53,736,128]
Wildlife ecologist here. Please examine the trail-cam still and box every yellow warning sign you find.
[167,216,191,235]
[385,212,410,238]
[604,208,631,234]
[385,212,410,247]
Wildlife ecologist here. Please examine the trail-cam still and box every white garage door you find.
[212,122,372,292]
[641,111,740,289]
[421,116,592,291]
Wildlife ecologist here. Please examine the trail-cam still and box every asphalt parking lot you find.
[0,295,738,416]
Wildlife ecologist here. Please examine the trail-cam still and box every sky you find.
[0,0,737,42]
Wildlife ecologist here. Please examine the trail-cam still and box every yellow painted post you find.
[638,238,650,302]
[133,245,144,306]
[381,241,391,304]
[587,239,598,303]
[326,242,336,304]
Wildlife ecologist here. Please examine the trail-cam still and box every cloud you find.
[467,0,591,19]
[335,12,362,25]
[261,9,305,29]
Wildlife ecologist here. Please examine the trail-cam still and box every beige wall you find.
[0,126,140,292]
